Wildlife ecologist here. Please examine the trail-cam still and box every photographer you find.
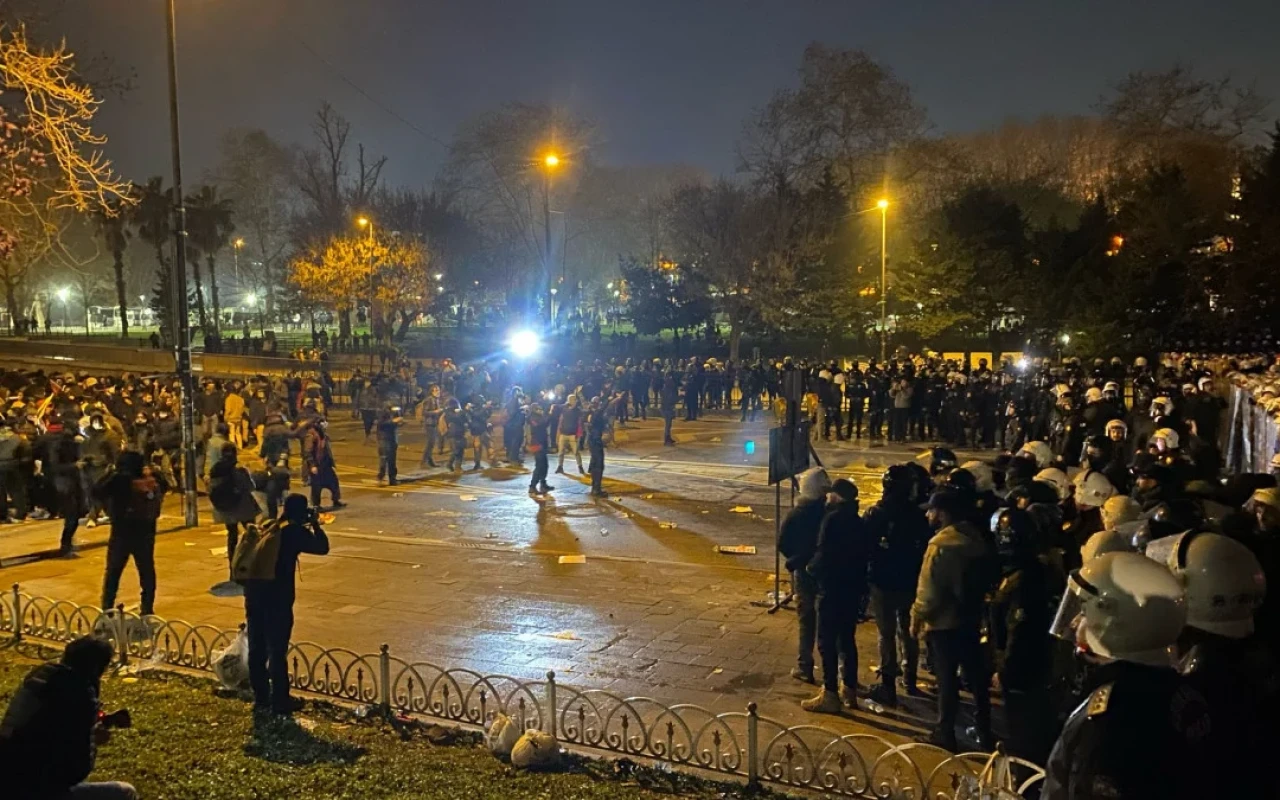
[0,636,137,799]
[244,493,330,716]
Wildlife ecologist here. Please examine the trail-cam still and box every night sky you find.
[58,0,1280,186]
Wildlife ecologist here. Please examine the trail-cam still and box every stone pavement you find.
[0,411,990,745]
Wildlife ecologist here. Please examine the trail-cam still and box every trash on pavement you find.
[558,554,587,564]
[729,505,753,513]
[459,494,478,501]
[549,630,579,641]
[717,544,757,555]
[209,546,227,557]
[659,522,677,529]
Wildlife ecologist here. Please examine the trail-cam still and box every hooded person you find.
[777,467,831,685]
[800,478,870,714]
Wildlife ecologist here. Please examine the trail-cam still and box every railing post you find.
[546,671,557,740]
[11,583,22,643]
[746,702,759,787]
[113,604,129,666]
[378,644,391,715]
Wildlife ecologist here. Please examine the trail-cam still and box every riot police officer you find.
[1043,552,1208,799]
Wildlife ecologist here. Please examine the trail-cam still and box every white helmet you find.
[1134,356,1148,368]
[1085,387,1103,403]
[1144,532,1266,638]
[1018,441,1053,469]
[1081,529,1132,562]
[1151,428,1180,451]
[959,460,994,493]
[1101,495,1142,531]
[1050,552,1186,667]
[1150,396,1173,418]
[1034,467,1071,501]
[1105,418,1128,438]
[1074,470,1116,509]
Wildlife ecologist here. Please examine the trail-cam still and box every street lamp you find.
[232,237,245,284]
[357,215,376,368]
[539,152,561,325]
[876,198,889,362]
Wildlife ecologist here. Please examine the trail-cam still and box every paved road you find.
[0,411,990,745]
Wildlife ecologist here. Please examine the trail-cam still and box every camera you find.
[307,507,321,525]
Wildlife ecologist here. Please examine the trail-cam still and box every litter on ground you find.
[717,545,757,555]
[558,554,587,564]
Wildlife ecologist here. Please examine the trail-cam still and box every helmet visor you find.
[1049,570,1095,645]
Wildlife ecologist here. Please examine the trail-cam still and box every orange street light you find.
[544,153,560,168]
[877,198,889,210]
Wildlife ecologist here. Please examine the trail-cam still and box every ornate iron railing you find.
[1,584,1046,798]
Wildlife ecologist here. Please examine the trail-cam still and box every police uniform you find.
[1043,662,1210,799]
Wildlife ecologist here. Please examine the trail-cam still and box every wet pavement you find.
[0,411,987,743]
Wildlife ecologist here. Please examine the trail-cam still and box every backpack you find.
[230,520,282,584]
[128,476,164,521]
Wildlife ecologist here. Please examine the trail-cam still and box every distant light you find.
[876,199,889,210]
[245,293,258,307]
[916,302,923,310]
[234,238,245,248]
[543,390,556,401]
[474,280,480,286]
[1017,357,1029,371]
[1061,333,1071,345]
[357,216,369,227]
[139,295,146,303]
[56,288,70,303]
[434,273,443,281]
[544,154,560,168]
[509,329,540,358]
[606,282,614,289]
[613,290,620,297]
[744,440,756,455]
[549,287,558,295]
[436,285,444,293]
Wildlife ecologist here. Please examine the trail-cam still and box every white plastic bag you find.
[486,713,520,759]
[510,730,561,770]
[212,629,250,691]
[953,746,1021,800]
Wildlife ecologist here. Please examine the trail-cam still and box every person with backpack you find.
[208,443,261,578]
[238,493,329,716]
[96,451,167,616]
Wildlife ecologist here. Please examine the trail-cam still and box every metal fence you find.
[0,585,1046,798]
[1224,385,1279,475]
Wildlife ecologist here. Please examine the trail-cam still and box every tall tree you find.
[186,185,235,334]
[92,195,131,336]
[131,177,176,342]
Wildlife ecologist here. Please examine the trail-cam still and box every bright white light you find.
[436,285,444,293]
[56,288,70,303]
[1017,357,1029,371]
[139,295,146,303]
[549,287,558,295]
[543,390,556,401]
[434,273,443,281]
[509,329,540,358]
[1061,333,1071,345]
[245,293,258,308]
[606,282,614,289]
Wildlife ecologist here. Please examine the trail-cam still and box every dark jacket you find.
[244,518,330,599]
[0,663,99,798]
[807,502,872,600]
[989,558,1054,690]
[209,459,260,525]
[864,499,931,593]
[777,497,828,578]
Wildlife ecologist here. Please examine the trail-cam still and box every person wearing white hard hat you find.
[1150,532,1275,798]
[1066,469,1116,549]
[1043,552,1207,799]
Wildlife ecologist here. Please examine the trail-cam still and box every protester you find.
[777,467,831,685]
[96,450,166,616]
[302,418,344,509]
[209,442,261,576]
[242,494,330,716]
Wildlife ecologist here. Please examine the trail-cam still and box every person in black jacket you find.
[209,443,260,577]
[989,508,1056,763]
[777,467,831,684]
[864,465,931,707]
[97,451,167,616]
[244,494,330,716]
[34,415,82,556]
[801,479,870,713]
[0,636,136,800]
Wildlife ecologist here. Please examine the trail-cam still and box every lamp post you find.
[877,198,889,362]
[357,216,376,369]
[164,0,198,527]
[232,238,244,284]
[541,153,560,325]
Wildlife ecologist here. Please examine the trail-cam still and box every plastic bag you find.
[511,729,561,770]
[953,746,1021,800]
[486,713,520,759]
[212,629,250,691]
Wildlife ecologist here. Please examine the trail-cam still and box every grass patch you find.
[0,647,776,799]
